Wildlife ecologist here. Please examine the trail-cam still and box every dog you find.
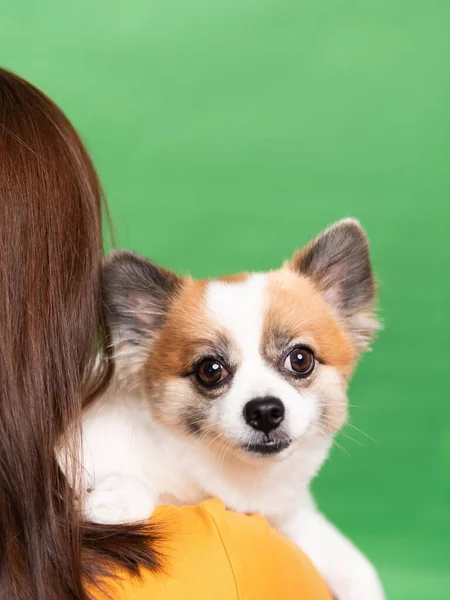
[77,219,386,600]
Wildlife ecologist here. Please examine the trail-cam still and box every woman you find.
[0,67,331,600]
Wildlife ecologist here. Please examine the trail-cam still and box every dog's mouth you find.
[242,438,291,456]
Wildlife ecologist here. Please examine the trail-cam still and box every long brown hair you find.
[0,68,159,599]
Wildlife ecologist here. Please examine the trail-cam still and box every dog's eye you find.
[284,346,315,377]
[195,358,228,386]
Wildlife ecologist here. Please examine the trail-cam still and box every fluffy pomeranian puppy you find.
[76,219,385,600]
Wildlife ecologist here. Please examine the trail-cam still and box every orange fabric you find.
[92,499,332,600]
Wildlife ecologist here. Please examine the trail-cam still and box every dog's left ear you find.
[289,219,379,351]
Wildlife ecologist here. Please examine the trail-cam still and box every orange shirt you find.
[93,499,332,600]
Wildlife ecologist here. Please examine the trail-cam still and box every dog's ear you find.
[102,250,182,378]
[289,219,379,351]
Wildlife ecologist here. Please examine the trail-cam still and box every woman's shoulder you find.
[91,499,331,600]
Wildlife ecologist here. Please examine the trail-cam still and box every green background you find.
[1,1,449,597]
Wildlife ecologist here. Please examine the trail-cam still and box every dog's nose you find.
[243,397,285,434]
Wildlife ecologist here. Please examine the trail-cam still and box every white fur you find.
[70,276,385,600]
[205,276,319,446]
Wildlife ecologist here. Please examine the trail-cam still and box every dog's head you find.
[103,219,378,461]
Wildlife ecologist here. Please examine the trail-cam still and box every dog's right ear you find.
[102,250,182,378]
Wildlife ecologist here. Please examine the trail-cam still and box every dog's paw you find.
[82,474,154,524]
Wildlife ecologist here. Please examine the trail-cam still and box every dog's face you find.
[103,219,378,461]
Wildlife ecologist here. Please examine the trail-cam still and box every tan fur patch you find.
[264,268,356,375]
[217,272,249,284]
[262,268,357,434]
[147,278,227,385]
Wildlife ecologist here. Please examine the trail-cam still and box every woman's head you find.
[0,69,105,419]
[0,66,107,599]
[0,68,156,600]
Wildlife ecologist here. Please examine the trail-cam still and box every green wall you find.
[1,2,449,598]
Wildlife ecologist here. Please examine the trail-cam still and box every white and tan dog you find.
[78,219,385,600]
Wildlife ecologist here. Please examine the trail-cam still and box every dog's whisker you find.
[338,430,364,448]
[345,422,378,444]
[331,438,351,458]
